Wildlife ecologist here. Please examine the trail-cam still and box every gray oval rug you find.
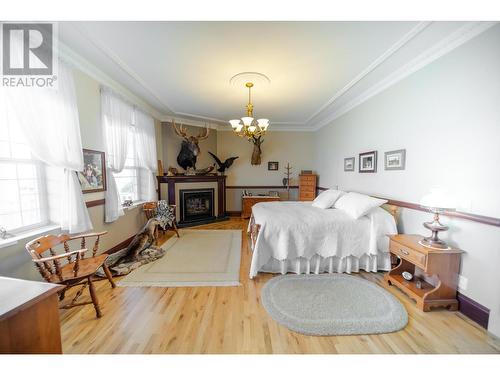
[261,274,408,336]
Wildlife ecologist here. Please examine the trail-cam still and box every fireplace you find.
[179,188,215,226]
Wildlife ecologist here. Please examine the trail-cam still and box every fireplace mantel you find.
[157,175,228,226]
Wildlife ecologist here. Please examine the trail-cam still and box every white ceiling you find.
[58,21,496,130]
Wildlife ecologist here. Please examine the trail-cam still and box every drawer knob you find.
[400,249,410,255]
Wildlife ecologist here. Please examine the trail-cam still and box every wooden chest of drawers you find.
[298,174,317,201]
[241,196,280,219]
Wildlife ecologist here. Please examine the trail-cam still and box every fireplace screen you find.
[179,188,215,224]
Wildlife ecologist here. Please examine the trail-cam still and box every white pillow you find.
[311,189,344,209]
[333,192,388,219]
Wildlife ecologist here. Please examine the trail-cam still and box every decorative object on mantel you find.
[172,119,210,170]
[419,188,456,249]
[359,151,377,173]
[208,152,239,174]
[283,163,293,200]
[157,159,164,176]
[385,149,406,170]
[167,166,179,176]
[77,149,106,193]
[344,157,355,172]
[184,165,215,176]
[268,161,279,171]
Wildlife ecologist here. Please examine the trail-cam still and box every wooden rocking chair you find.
[25,231,116,318]
[143,201,179,243]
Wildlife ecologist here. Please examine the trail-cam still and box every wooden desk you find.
[0,277,64,354]
[384,234,464,312]
[241,196,280,219]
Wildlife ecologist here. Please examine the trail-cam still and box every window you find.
[114,126,140,203]
[0,118,48,233]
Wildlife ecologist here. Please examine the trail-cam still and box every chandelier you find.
[229,82,270,139]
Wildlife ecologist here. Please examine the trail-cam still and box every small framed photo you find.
[359,151,377,173]
[268,161,279,171]
[344,157,355,172]
[78,149,106,193]
[384,149,406,170]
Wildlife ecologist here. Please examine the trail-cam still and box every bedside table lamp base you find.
[421,212,449,249]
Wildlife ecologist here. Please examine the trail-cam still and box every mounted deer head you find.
[172,119,210,170]
[250,135,264,165]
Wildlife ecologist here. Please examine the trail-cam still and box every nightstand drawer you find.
[390,240,426,268]
[300,191,315,200]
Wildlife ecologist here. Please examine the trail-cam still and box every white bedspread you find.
[249,201,397,278]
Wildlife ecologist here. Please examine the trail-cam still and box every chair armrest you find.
[69,231,108,240]
[32,248,88,263]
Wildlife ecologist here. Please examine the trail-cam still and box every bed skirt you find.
[255,253,392,276]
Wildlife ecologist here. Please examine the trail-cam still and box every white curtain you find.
[101,87,133,222]
[135,109,158,202]
[1,61,93,233]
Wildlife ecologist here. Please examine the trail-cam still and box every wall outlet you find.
[458,275,468,292]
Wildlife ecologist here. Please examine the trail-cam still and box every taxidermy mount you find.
[111,218,160,266]
[250,134,264,165]
[172,119,210,170]
[208,152,239,174]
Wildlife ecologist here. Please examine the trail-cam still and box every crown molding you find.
[310,21,498,131]
[68,23,175,116]
[306,21,431,124]
[58,42,165,120]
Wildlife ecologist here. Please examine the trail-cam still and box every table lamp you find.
[419,188,456,249]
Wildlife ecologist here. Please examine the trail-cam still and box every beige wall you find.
[217,130,315,211]
[0,69,155,281]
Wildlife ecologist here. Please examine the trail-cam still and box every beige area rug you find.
[117,229,242,287]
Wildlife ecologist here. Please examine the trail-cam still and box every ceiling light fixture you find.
[229,81,269,139]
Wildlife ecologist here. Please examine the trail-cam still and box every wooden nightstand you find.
[384,234,464,312]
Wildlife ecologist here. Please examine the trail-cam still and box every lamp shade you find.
[248,125,257,133]
[229,119,241,129]
[241,117,254,126]
[257,118,270,130]
[419,188,456,211]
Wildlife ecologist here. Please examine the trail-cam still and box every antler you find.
[172,119,188,139]
[197,123,210,140]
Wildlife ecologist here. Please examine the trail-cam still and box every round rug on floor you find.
[261,274,408,336]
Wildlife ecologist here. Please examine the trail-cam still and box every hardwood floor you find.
[59,218,500,354]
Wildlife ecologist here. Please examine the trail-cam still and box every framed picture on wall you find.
[359,151,377,173]
[268,161,279,171]
[384,149,406,170]
[344,157,355,171]
[78,149,107,193]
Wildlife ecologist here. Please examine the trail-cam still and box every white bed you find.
[248,201,397,278]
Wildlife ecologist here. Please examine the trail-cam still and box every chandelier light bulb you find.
[248,125,257,132]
